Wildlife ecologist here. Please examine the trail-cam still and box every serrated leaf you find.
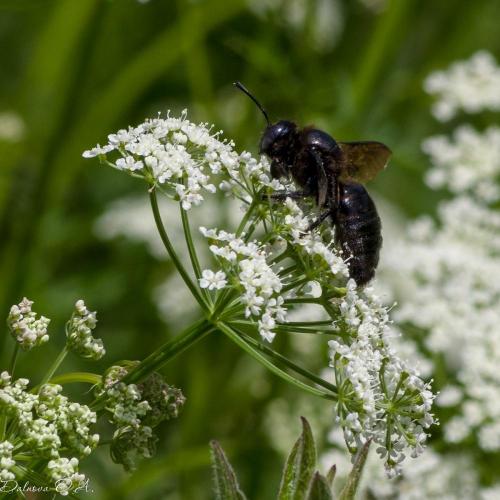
[339,440,371,500]
[326,464,337,486]
[278,416,317,500]
[210,440,247,500]
[306,472,333,500]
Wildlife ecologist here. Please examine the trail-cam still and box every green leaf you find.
[306,472,333,500]
[209,440,247,500]
[278,417,317,500]
[339,440,371,500]
[326,464,337,486]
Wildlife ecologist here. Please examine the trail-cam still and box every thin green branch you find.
[149,188,209,312]
[123,318,215,384]
[217,322,336,401]
[179,203,211,305]
[8,343,19,376]
[38,345,69,390]
[236,329,338,396]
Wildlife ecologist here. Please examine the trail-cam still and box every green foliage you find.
[210,418,369,500]
[278,417,317,500]
[210,440,247,500]
[306,472,333,500]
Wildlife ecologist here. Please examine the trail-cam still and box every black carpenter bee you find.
[234,82,391,286]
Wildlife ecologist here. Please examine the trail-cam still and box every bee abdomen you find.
[334,182,382,286]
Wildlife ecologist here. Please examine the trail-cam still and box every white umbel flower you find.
[199,269,227,290]
[83,110,279,210]
[424,51,500,121]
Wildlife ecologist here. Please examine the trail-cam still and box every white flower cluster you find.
[7,297,50,350]
[0,440,15,481]
[278,198,348,282]
[66,300,105,360]
[83,111,278,209]
[423,125,500,202]
[385,197,500,452]
[381,54,500,460]
[321,430,482,500]
[0,372,96,491]
[47,457,86,496]
[424,51,500,121]
[329,281,434,476]
[200,227,286,342]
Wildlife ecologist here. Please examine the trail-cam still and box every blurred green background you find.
[1,0,499,498]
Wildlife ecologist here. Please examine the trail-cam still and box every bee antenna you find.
[233,81,270,125]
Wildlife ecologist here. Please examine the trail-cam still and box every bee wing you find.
[338,141,391,183]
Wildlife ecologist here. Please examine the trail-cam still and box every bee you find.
[234,82,391,286]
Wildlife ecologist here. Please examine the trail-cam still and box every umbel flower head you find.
[7,297,50,350]
[83,110,280,210]
[84,110,435,475]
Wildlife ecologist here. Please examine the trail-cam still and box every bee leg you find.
[264,190,311,201]
[306,210,331,231]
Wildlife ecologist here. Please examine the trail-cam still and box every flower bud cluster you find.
[0,372,96,493]
[0,440,15,481]
[66,299,105,360]
[47,457,86,496]
[7,297,50,350]
[97,365,185,470]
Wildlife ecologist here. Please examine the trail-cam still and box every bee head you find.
[233,82,298,179]
[259,120,298,178]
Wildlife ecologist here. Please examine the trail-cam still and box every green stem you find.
[123,318,215,384]
[149,188,209,312]
[237,330,338,396]
[179,203,211,306]
[0,415,7,441]
[38,345,69,389]
[281,275,309,293]
[46,372,102,386]
[236,198,258,237]
[8,343,19,376]
[217,322,336,401]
